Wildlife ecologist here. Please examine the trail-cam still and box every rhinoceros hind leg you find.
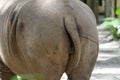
[66,38,98,80]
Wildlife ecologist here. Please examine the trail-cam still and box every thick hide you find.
[0,0,99,80]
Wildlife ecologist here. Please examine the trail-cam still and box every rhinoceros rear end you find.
[0,0,99,80]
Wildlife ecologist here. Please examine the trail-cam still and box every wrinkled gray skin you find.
[0,0,99,80]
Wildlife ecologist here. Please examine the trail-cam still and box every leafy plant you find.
[99,7,120,40]
[116,7,120,15]
[11,73,44,80]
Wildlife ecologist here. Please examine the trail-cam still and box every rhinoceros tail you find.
[63,16,81,80]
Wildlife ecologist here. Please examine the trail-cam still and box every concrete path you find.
[91,51,120,80]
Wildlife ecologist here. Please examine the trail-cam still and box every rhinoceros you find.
[0,0,99,80]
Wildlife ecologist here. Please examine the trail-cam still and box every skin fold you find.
[0,0,99,80]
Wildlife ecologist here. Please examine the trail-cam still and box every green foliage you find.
[99,7,120,40]
[100,18,120,40]
[115,7,120,15]
[109,26,120,40]
[11,73,44,80]
[10,76,19,80]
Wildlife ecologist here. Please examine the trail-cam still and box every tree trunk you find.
[105,0,112,17]
[86,0,98,22]
[117,0,120,7]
